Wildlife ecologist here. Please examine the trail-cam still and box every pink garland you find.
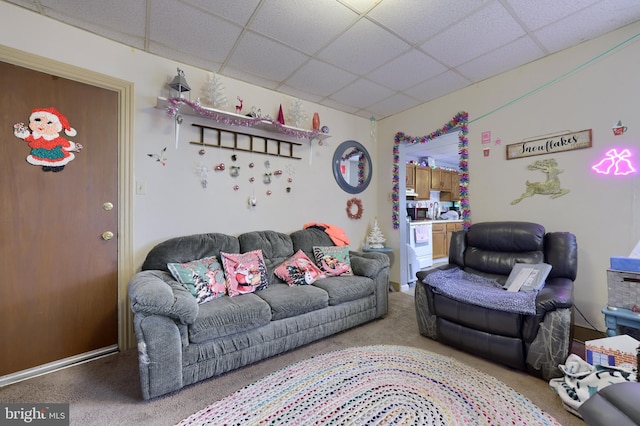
[166,97,321,140]
[392,112,471,230]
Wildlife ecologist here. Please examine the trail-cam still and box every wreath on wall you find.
[346,197,363,220]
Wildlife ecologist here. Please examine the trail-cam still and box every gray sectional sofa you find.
[128,228,390,400]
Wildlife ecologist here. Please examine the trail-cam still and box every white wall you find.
[378,21,640,331]
[0,2,377,270]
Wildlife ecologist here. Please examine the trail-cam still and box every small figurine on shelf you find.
[235,97,243,114]
[366,217,386,249]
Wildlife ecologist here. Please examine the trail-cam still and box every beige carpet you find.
[0,291,584,426]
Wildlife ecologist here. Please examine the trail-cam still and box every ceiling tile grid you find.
[4,0,640,119]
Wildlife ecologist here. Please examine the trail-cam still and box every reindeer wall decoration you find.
[511,158,570,205]
[235,96,243,114]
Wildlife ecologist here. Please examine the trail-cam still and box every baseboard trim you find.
[573,325,606,343]
[0,345,118,388]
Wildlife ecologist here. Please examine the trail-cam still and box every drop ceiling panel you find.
[249,0,358,54]
[421,2,527,68]
[317,18,411,75]
[285,59,358,97]
[366,50,448,91]
[4,0,639,120]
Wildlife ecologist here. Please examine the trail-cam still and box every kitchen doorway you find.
[396,121,470,292]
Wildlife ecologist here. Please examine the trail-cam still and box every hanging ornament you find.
[249,176,255,183]
[248,196,257,207]
[195,160,210,189]
[286,187,291,193]
[147,147,168,166]
[231,154,237,161]
[249,162,255,168]
[263,173,272,184]
[274,170,283,176]
[266,190,272,196]
[215,163,225,171]
[233,185,240,191]
[230,166,239,177]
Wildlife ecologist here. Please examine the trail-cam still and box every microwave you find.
[407,207,428,221]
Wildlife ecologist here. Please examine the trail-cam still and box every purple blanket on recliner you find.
[424,268,538,314]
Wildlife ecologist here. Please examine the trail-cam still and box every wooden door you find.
[0,61,118,376]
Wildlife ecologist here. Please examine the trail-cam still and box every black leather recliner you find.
[578,382,640,425]
[415,221,577,380]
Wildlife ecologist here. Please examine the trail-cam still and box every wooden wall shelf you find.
[156,97,331,146]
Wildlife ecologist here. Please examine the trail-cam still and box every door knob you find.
[103,202,114,211]
[101,231,114,241]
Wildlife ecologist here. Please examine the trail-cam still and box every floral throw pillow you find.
[220,250,269,297]
[167,256,227,304]
[275,250,325,286]
[312,246,353,277]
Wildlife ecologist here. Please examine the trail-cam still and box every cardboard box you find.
[607,269,640,310]
[611,256,640,273]
[586,334,638,371]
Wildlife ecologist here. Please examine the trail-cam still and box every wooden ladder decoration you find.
[190,123,303,160]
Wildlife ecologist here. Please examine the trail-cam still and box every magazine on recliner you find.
[504,263,552,292]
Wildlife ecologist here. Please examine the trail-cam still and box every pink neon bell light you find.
[592,148,636,175]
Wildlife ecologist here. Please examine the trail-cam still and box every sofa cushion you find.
[188,293,272,343]
[238,231,295,284]
[290,228,335,260]
[274,250,324,286]
[255,282,329,320]
[313,275,374,305]
[142,233,240,272]
[312,246,353,276]
[167,256,227,303]
[221,250,269,296]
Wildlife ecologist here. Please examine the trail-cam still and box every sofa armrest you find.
[349,251,389,278]
[129,270,199,325]
[536,276,573,313]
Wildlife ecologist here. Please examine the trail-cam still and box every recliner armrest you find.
[536,276,573,314]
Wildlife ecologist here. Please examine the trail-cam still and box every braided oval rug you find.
[177,345,559,425]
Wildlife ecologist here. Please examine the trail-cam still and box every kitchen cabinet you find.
[406,165,415,191]
[445,222,464,255]
[451,172,461,201]
[415,166,431,200]
[441,171,461,202]
[432,221,464,260]
[432,223,447,259]
[430,168,452,191]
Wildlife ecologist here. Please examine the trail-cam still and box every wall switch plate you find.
[136,180,147,195]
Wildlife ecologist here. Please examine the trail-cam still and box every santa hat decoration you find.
[30,107,77,137]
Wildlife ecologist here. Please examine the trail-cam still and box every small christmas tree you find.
[288,98,306,128]
[366,217,386,249]
[203,73,227,108]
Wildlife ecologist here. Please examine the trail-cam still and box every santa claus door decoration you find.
[13,107,83,172]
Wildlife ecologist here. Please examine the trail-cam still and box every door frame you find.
[0,45,135,351]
